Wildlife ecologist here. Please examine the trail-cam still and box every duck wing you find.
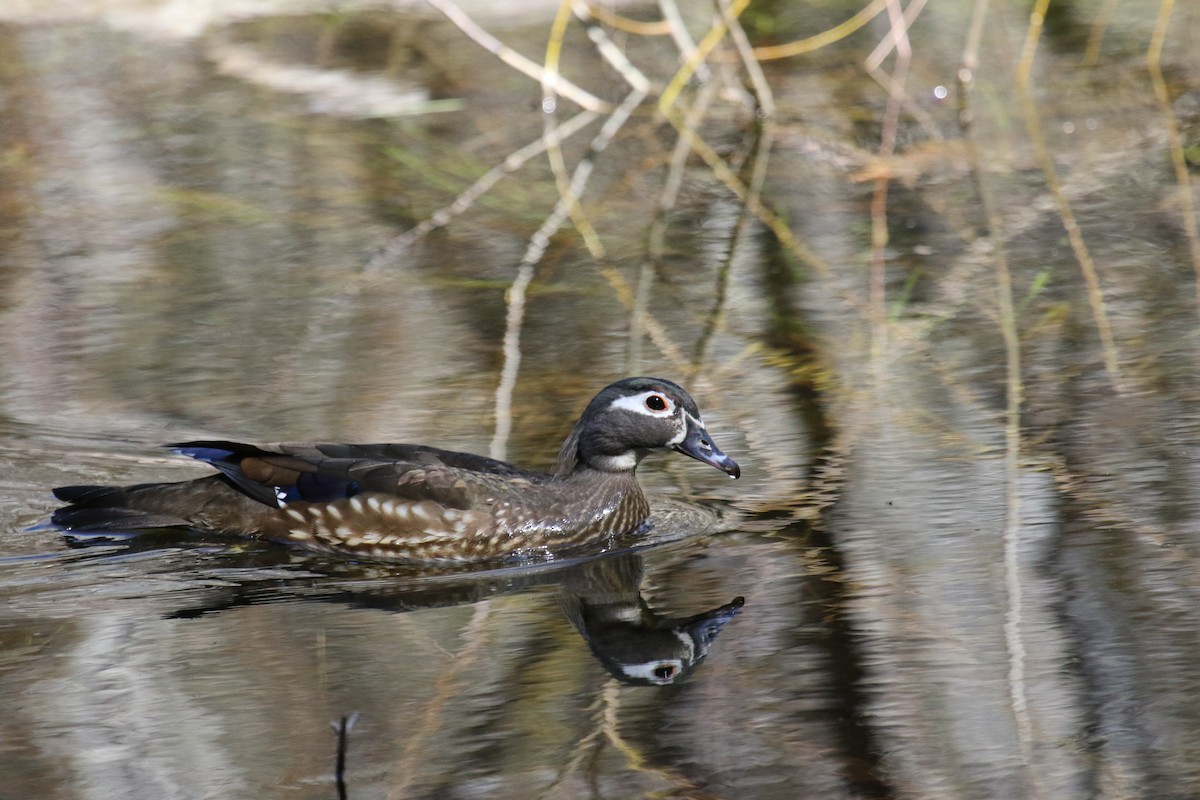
[171,440,547,510]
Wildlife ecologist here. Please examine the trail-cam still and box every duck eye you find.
[653,663,677,681]
[645,394,668,412]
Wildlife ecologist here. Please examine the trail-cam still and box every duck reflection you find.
[559,554,743,686]
[166,546,743,686]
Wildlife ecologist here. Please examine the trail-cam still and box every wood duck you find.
[51,377,740,562]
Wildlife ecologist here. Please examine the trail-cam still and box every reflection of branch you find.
[692,1,778,375]
[425,0,611,113]
[1081,0,1120,67]
[603,266,688,370]
[751,0,888,60]
[865,0,941,142]
[663,105,831,279]
[658,0,713,83]
[1146,0,1200,323]
[581,2,672,36]
[540,1,657,262]
[632,78,718,372]
[491,88,647,460]
[388,602,493,800]
[867,0,915,350]
[961,4,1039,797]
[267,108,602,395]
[1015,0,1122,393]
[658,2,743,114]
[535,692,606,799]
[367,109,601,273]
[601,680,722,799]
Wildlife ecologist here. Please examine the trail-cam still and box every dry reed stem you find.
[1145,0,1200,324]
[1016,0,1123,394]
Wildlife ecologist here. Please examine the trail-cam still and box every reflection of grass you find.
[419,274,579,293]
[155,187,277,223]
[383,143,551,220]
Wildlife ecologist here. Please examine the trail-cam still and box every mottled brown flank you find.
[261,470,650,562]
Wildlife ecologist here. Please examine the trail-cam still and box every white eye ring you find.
[609,390,676,417]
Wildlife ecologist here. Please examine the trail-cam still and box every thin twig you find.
[331,712,359,800]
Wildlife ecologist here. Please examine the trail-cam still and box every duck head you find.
[555,377,740,478]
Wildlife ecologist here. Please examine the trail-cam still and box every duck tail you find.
[50,482,198,532]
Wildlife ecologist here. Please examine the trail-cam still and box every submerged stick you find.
[331,712,359,800]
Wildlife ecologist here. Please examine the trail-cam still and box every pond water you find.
[3,1,1200,798]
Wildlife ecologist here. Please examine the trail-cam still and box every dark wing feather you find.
[171,440,548,510]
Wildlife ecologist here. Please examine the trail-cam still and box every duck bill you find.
[682,596,745,655]
[674,420,741,478]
